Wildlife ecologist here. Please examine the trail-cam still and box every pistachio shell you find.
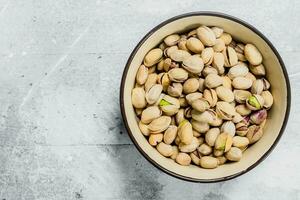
[156,142,173,157]
[186,37,204,53]
[234,90,252,104]
[197,143,212,155]
[205,128,220,146]
[170,146,179,160]
[262,78,271,90]
[144,48,163,67]
[196,26,216,46]
[191,98,210,112]
[232,112,244,123]
[212,52,225,74]
[182,55,204,74]
[175,109,185,125]
[223,46,238,67]
[209,116,223,127]
[164,45,178,57]
[148,133,163,146]
[163,125,178,144]
[198,78,205,92]
[203,89,218,107]
[216,86,234,102]
[205,74,223,88]
[215,132,233,152]
[235,104,251,116]
[225,147,242,161]
[148,116,171,134]
[250,109,267,125]
[136,65,149,85]
[251,79,264,94]
[193,130,201,137]
[232,136,249,148]
[135,108,143,117]
[186,92,203,105]
[249,64,266,76]
[145,84,163,104]
[200,156,218,169]
[211,27,223,38]
[213,39,226,52]
[145,73,158,92]
[167,83,183,97]
[246,94,264,110]
[141,106,162,124]
[175,152,191,166]
[221,121,236,137]
[227,64,249,79]
[261,91,273,109]
[246,125,263,144]
[216,156,227,165]
[202,66,218,77]
[201,47,214,65]
[222,76,232,90]
[216,101,236,120]
[179,137,201,153]
[159,95,180,116]
[184,107,192,118]
[164,34,180,46]
[190,152,201,165]
[139,121,150,136]
[178,120,193,145]
[169,49,191,62]
[191,109,216,124]
[132,87,147,108]
[191,119,210,133]
[179,97,188,108]
[168,68,188,82]
[244,44,263,65]
[219,32,232,45]
[232,77,252,89]
[183,78,200,94]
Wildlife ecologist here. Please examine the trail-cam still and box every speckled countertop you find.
[0,0,299,199]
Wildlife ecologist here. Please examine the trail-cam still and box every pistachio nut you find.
[170,146,179,160]
[168,68,188,82]
[167,82,183,97]
[209,116,223,126]
[211,27,223,38]
[159,42,167,51]
[144,48,163,67]
[205,128,220,146]
[148,133,163,146]
[222,76,232,90]
[179,97,188,107]
[235,43,247,61]
[185,92,203,105]
[201,47,214,65]
[164,45,178,57]
[232,136,249,149]
[187,29,197,37]
[136,65,149,85]
[156,142,173,157]
[193,130,201,137]
[223,46,238,67]
[169,49,191,62]
[175,109,185,125]
[148,116,171,134]
[144,73,158,92]
[191,98,210,112]
[216,101,236,120]
[157,73,170,92]
[246,125,263,144]
[175,152,191,166]
[235,104,251,116]
[175,135,181,145]
[198,78,205,92]
[232,77,252,89]
[162,58,172,72]
[179,137,201,153]
[138,121,150,136]
[197,143,212,156]
[163,125,178,144]
[249,64,266,76]
[164,34,180,46]
[186,37,204,53]
[205,73,223,88]
[216,156,227,165]
[227,64,249,80]
[225,147,242,161]
[216,86,234,102]
[251,79,264,94]
[246,94,264,110]
[236,121,249,136]
[212,52,225,74]
[200,156,218,169]
[203,89,218,107]
[183,78,200,94]
[221,121,236,137]
[132,87,147,108]
[213,39,226,52]
[141,106,162,124]
[234,90,252,104]
[171,116,176,125]
[214,149,224,157]
[244,44,263,65]
[182,55,204,74]
[159,95,180,116]
[191,109,217,124]
[262,78,270,90]
[232,112,244,123]
[261,90,273,109]
[157,59,164,71]
[184,107,192,118]
[196,25,216,46]
[250,109,267,125]
[148,66,156,74]
[145,84,163,104]
[191,119,210,133]
[219,32,232,45]
[215,132,233,152]
[190,152,201,165]
[178,120,193,145]
[202,66,218,77]
[178,39,188,51]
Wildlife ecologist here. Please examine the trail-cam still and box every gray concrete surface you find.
[0,0,299,199]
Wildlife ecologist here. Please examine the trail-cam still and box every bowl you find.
[120,12,291,182]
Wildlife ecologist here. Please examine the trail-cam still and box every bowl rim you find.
[119,11,291,183]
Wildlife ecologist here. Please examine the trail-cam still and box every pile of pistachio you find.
[131,25,274,169]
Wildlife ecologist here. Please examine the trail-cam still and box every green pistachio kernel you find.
[159,99,171,106]
[248,96,261,109]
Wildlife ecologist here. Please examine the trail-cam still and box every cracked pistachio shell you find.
[216,101,236,120]
[144,73,158,92]
[159,95,180,116]
[157,73,170,92]
[202,66,218,77]
[209,116,223,126]
[144,48,163,67]
[228,64,249,80]
[162,58,172,72]
[186,37,204,53]
[205,128,220,147]
[141,106,162,124]
[132,87,147,108]
[169,49,191,62]
[232,77,253,89]
[193,130,201,137]
[163,125,178,145]
[164,45,178,57]
[235,104,252,116]
[234,90,252,104]
[262,78,271,90]
[201,47,214,65]
[232,112,244,123]
[222,76,232,90]
[213,39,226,52]
[167,83,183,97]
[148,133,163,146]
[196,26,216,46]
[221,121,236,137]
[156,142,173,157]
[145,84,163,104]
[190,152,201,165]
[170,146,179,160]
[198,78,205,92]
[178,36,189,50]
[187,29,197,37]
[197,143,212,156]
[178,120,193,145]
[246,94,264,110]
[244,44,263,65]
[157,59,164,71]
[250,109,267,125]
[216,86,234,102]
[225,147,242,161]
[191,119,210,133]
[191,109,217,124]
[179,97,188,107]
[216,156,227,165]
[182,55,204,74]
[223,46,238,67]
[203,89,218,107]
[136,65,148,85]
[168,68,188,82]
[261,91,273,109]
[191,98,210,112]
[219,32,232,45]
[249,64,266,76]
[179,137,201,153]
[183,78,200,94]
[236,121,249,136]
[212,52,225,74]
[246,125,263,144]
[211,27,223,38]
[184,107,192,118]
[200,156,218,169]
[235,43,247,61]
[164,34,180,46]
[251,79,264,94]
[176,152,191,166]
[215,132,233,152]
[139,121,150,136]
[233,136,249,148]
[175,109,185,125]
[205,74,223,88]
[186,92,203,105]
[148,116,171,134]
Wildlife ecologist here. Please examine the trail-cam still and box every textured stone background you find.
[0,0,299,199]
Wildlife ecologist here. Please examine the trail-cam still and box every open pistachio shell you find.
[221,121,236,137]
[244,44,262,65]
[203,89,218,107]
[216,101,236,120]
[145,84,163,104]
[246,94,265,110]
[168,68,188,82]
[196,26,216,46]
[213,39,226,52]
[198,143,212,156]
[201,47,214,65]
[159,95,180,116]
[250,109,267,125]
[235,104,252,116]
[186,37,204,53]
[186,92,203,105]
[219,32,232,45]
[215,132,233,152]
[191,109,217,124]
[141,106,162,124]
[167,82,183,97]
[148,116,171,134]
[261,90,273,109]
[225,147,242,161]
[205,128,220,147]
[191,119,210,133]
[227,64,249,80]
[212,52,225,74]
[183,78,200,94]
[232,77,252,89]
[169,49,191,62]
[216,86,234,102]
[178,120,193,145]
[145,73,158,92]
[200,156,218,169]
[191,98,210,112]
[251,79,264,94]
[132,87,147,109]
[164,34,180,46]
[163,125,178,144]
[139,121,150,136]
[211,27,223,38]
[144,48,163,67]
[205,74,223,88]
[136,65,149,85]
[249,64,266,76]
[223,46,238,67]
[182,55,204,74]
[234,90,252,104]
[179,137,201,153]
[246,125,263,144]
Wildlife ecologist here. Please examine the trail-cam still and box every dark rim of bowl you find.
[119,11,291,183]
